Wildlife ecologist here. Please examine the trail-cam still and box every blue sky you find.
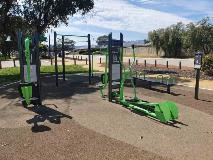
[48,0,213,45]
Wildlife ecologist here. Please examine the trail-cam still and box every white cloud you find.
[137,0,213,17]
[72,0,191,34]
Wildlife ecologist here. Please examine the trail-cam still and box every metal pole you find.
[108,33,112,102]
[195,69,200,100]
[13,59,16,67]
[54,32,58,87]
[48,34,50,57]
[62,35,65,81]
[88,34,92,84]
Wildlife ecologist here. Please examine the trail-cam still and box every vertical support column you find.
[62,35,65,81]
[108,33,112,102]
[48,34,50,57]
[17,31,24,82]
[35,32,42,104]
[54,31,58,87]
[88,34,92,85]
[120,33,123,98]
[195,69,200,100]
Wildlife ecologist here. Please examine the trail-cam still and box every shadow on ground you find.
[0,74,100,101]
[26,104,72,133]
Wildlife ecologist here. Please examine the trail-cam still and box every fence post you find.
[129,59,131,65]
[136,60,138,65]
[144,60,146,67]
[50,58,52,65]
[179,61,181,70]
[155,60,157,67]
[100,57,102,64]
[13,59,16,67]
[166,61,169,68]
[74,58,76,65]
[0,60,2,69]
[86,58,88,65]
[81,56,82,60]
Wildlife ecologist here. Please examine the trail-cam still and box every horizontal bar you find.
[57,33,88,38]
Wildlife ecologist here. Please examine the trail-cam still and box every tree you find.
[96,35,108,46]
[64,38,76,51]
[22,0,94,34]
[148,30,160,56]
[0,0,23,57]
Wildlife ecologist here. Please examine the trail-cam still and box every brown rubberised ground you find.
[0,75,213,160]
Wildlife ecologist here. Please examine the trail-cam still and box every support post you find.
[62,35,65,81]
[108,33,112,102]
[88,34,92,84]
[0,60,2,69]
[13,59,16,67]
[195,69,200,100]
[155,60,157,67]
[179,61,181,70]
[144,60,146,67]
[100,57,102,64]
[166,61,169,68]
[86,58,88,65]
[54,31,58,87]
[48,34,50,57]
[129,59,131,65]
[74,58,76,65]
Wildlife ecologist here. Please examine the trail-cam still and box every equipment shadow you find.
[26,104,72,133]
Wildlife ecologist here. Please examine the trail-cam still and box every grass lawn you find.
[0,65,88,86]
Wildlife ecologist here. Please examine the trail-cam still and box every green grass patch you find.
[0,65,88,86]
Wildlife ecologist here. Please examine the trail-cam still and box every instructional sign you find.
[194,52,203,69]
[24,65,37,82]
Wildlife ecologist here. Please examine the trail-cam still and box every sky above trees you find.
[47,0,213,44]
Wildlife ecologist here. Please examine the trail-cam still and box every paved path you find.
[0,55,194,68]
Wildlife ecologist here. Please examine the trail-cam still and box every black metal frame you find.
[108,33,123,102]
[54,32,92,86]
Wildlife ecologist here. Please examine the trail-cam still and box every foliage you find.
[96,35,108,46]
[22,0,94,33]
[149,18,213,58]
[0,65,88,85]
[0,0,26,57]
[202,56,213,76]
[57,38,76,51]
[0,0,94,57]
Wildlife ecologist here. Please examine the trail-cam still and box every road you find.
[0,55,194,68]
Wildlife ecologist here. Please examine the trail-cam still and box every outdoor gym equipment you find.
[17,31,41,107]
[97,33,179,123]
[54,32,92,86]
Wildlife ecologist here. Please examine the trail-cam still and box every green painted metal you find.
[21,37,33,105]
[98,38,179,123]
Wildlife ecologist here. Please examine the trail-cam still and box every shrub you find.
[202,56,213,76]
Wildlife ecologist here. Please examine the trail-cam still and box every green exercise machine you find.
[97,33,179,123]
[17,31,42,107]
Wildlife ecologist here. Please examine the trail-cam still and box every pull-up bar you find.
[54,31,92,86]
[56,33,88,38]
